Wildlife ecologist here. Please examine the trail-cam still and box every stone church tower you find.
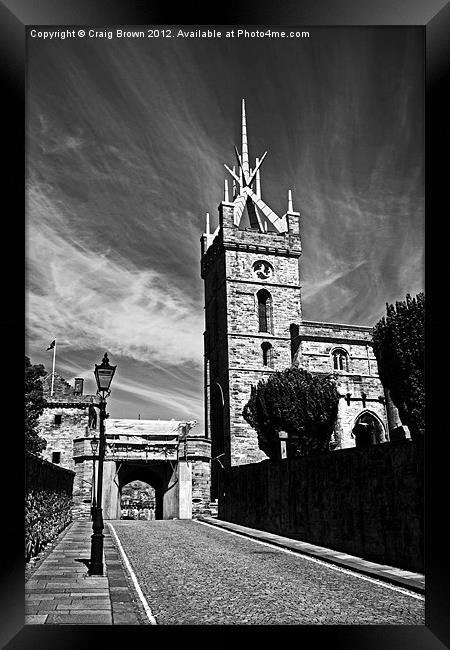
[201,100,407,497]
[201,100,304,494]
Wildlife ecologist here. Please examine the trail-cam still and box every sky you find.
[25,27,424,430]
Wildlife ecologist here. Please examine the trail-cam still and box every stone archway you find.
[73,419,211,521]
[120,479,156,520]
[118,463,166,520]
[352,411,386,448]
[103,459,183,521]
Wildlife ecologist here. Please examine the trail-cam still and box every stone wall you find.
[71,435,212,520]
[202,202,303,473]
[39,373,211,520]
[72,439,96,520]
[26,451,75,494]
[219,439,424,572]
[25,452,76,560]
[38,374,97,518]
[223,204,302,468]
[191,460,212,516]
[40,407,90,471]
[39,373,96,471]
[186,436,211,516]
[292,322,390,448]
[200,201,397,473]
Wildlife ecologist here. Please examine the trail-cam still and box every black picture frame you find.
[3,1,448,647]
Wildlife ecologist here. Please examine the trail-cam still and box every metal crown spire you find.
[223,100,288,233]
[241,98,250,180]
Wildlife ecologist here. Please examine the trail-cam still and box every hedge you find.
[25,489,73,561]
[25,452,75,562]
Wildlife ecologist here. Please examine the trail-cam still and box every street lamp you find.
[89,352,116,576]
[90,434,99,520]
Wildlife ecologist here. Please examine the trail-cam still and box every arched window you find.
[332,348,349,372]
[353,411,386,447]
[261,342,273,368]
[257,289,272,333]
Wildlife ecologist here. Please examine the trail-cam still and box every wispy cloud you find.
[301,260,367,300]
[54,357,203,420]
[26,181,204,368]
[26,30,424,422]
[112,376,203,416]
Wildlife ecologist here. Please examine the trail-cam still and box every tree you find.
[242,366,339,459]
[25,356,48,455]
[372,292,424,440]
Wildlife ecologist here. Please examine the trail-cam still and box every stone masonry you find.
[39,373,96,520]
[200,100,407,491]
[38,374,211,520]
[292,321,394,449]
[201,201,395,474]
[201,201,303,494]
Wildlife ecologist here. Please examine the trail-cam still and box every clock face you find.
[252,260,273,280]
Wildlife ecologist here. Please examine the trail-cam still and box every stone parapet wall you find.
[300,320,373,338]
[185,436,211,460]
[220,439,424,572]
[221,202,301,254]
[224,227,302,252]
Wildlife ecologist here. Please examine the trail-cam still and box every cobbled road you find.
[111,520,424,625]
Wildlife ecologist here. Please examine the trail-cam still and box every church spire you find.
[241,98,250,180]
[223,100,288,234]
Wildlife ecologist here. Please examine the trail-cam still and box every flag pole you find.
[51,340,56,397]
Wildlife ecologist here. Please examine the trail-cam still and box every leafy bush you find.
[25,489,73,561]
[25,356,47,455]
[372,293,424,440]
[243,366,339,458]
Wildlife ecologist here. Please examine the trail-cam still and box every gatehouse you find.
[39,373,211,520]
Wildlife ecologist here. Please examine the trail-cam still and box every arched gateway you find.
[39,372,211,521]
[74,419,211,520]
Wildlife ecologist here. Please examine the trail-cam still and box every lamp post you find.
[89,352,116,576]
[90,435,99,520]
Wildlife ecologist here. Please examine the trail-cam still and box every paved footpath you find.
[25,520,147,625]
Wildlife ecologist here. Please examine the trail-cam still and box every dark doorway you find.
[353,411,385,447]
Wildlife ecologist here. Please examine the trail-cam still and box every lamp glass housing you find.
[91,436,99,454]
[94,353,116,394]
